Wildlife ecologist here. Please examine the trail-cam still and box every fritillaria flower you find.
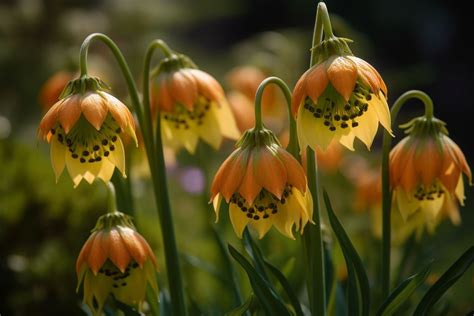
[38,76,137,187]
[210,128,313,239]
[76,212,158,316]
[292,37,392,151]
[390,116,471,231]
[227,91,256,132]
[151,54,240,153]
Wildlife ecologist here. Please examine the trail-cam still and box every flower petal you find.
[58,95,82,134]
[50,137,66,182]
[255,147,287,199]
[276,147,306,192]
[229,203,250,238]
[81,92,108,130]
[238,150,262,205]
[304,63,329,104]
[169,70,198,111]
[327,56,357,101]
[86,231,107,275]
[103,229,131,273]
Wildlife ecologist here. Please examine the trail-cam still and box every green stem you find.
[253,77,299,157]
[302,3,327,315]
[78,33,145,136]
[142,40,187,316]
[381,90,434,299]
[106,181,118,213]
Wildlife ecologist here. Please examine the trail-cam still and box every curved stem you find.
[317,2,334,40]
[302,3,327,316]
[381,90,434,298]
[142,40,187,316]
[78,33,144,130]
[253,77,299,157]
[106,181,118,213]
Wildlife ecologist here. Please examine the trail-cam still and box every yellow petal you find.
[371,92,393,136]
[250,217,273,239]
[65,153,86,188]
[352,99,379,150]
[50,137,66,182]
[339,133,355,151]
[107,137,126,177]
[229,203,250,238]
[212,194,223,223]
[271,203,295,239]
[97,158,116,183]
[455,175,465,205]
[298,105,333,151]
[214,100,241,140]
[395,189,420,221]
[195,103,223,150]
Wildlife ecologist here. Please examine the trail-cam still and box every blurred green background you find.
[0,0,472,315]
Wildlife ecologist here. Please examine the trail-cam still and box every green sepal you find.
[414,246,474,315]
[376,261,432,316]
[323,190,370,316]
[59,75,111,99]
[235,127,281,149]
[92,211,136,232]
[150,53,198,78]
[311,36,353,65]
[228,244,291,316]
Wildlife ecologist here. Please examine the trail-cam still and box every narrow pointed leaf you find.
[228,244,291,316]
[414,246,474,315]
[159,291,172,316]
[243,228,270,282]
[376,262,432,316]
[225,294,258,316]
[146,286,160,316]
[323,190,370,316]
[264,261,304,316]
[212,227,243,306]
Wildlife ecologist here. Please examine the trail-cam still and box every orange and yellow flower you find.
[38,76,137,187]
[76,212,158,316]
[292,38,392,152]
[152,55,240,153]
[210,128,313,239]
[390,117,471,232]
[226,91,256,133]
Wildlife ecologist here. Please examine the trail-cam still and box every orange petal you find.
[389,137,410,187]
[327,56,357,101]
[211,149,248,202]
[349,56,387,96]
[398,143,418,193]
[119,227,147,267]
[134,231,158,267]
[415,139,442,186]
[76,233,96,275]
[102,228,131,272]
[291,71,308,117]
[304,63,329,103]
[57,95,82,134]
[103,93,130,129]
[189,69,226,104]
[86,231,107,275]
[445,136,472,184]
[255,146,287,199]
[439,143,462,192]
[169,70,198,111]
[238,150,262,205]
[81,92,108,130]
[156,74,174,112]
[276,147,306,193]
[38,100,63,139]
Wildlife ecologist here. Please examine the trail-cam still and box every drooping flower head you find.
[292,36,392,152]
[390,116,472,232]
[151,53,240,153]
[76,211,158,316]
[210,127,313,239]
[38,76,137,187]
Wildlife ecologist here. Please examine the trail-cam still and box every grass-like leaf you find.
[323,190,370,316]
[414,246,474,315]
[228,244,290,316]
[376,261,432,316]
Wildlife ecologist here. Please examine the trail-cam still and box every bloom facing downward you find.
[210,128,313,239]
[152,55,240,153]
[76,212,158,316]
[390,117,472,232]
[292,37,392,152]
[38,76,137,187]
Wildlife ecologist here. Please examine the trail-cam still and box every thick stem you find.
[254,77,299,157]
[142,40,187,316]
[106,181,118,213]
[381,90,434,298]
[78,33,145,133]
[302,3,327,315]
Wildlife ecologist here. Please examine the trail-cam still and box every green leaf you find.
[159,291,172,316]
[323,190,370,316]
[181,253,227,283]
[264,261,304,316]
[114,299,141,316]
[376,262,432,316]
[212,226,243,306]
[414,246,474,315]
[225,294,259,316]
[146,285,160,316]
[243,228,271,282]
[228,244,291,316]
